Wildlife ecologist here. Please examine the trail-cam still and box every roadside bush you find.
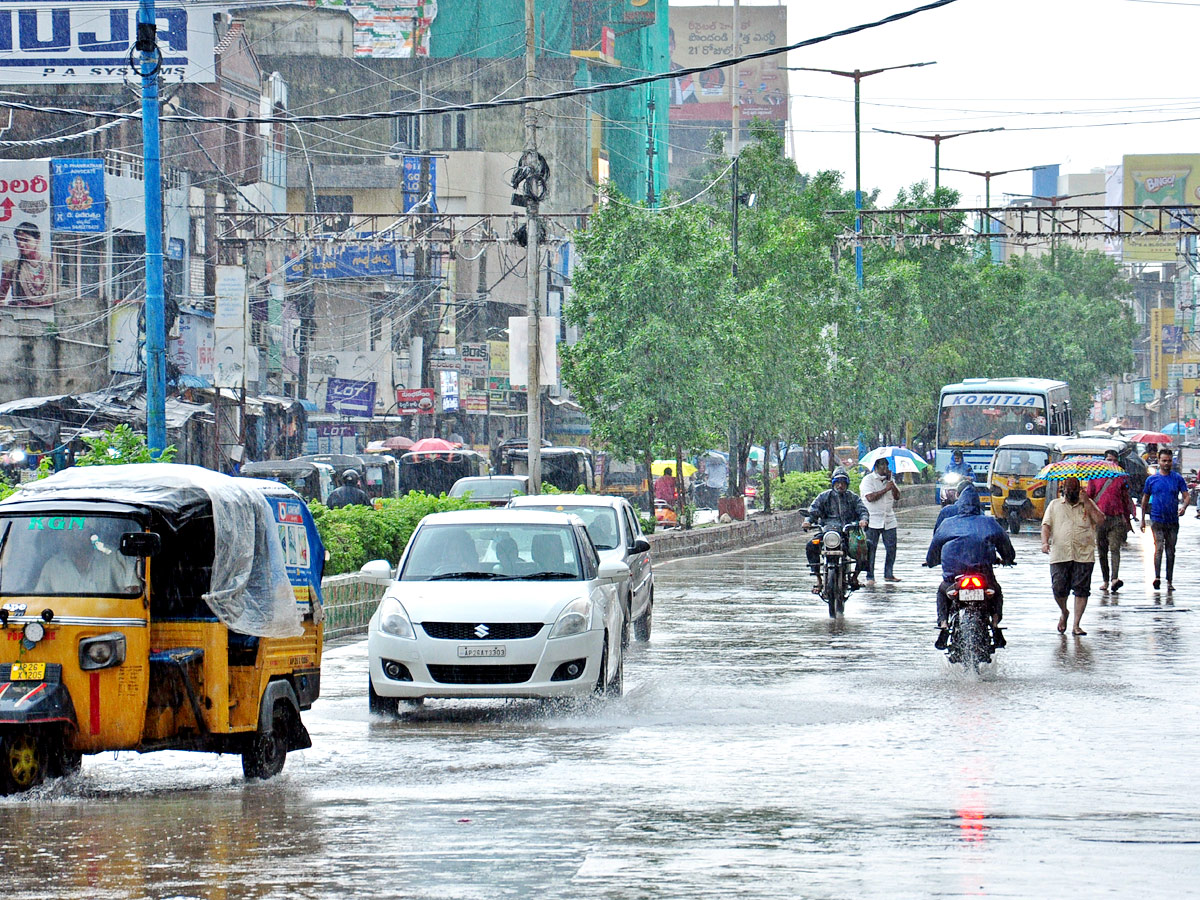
[774,470,863,511]
[310,491,485,575]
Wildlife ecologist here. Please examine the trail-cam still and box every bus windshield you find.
[939,396,1047,449]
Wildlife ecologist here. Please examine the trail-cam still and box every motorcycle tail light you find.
[958,575,985,590]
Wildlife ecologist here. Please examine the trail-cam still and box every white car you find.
[367,509,628,713]
[507,494,654,643]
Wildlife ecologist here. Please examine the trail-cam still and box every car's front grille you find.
[426,664,536,685]
[421,622,544,641]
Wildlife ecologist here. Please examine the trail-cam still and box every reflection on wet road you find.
[4,508,1200,898]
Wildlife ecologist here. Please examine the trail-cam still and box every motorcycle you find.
[942,571,1001,671]
[809,523,863,618]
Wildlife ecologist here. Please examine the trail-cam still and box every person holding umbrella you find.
[1041,474,1105,635]
[861,456,902,584]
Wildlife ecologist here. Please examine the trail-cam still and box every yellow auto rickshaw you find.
[0,464,324,794]
[987,435,1062,533]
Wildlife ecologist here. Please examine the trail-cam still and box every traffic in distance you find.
[3,373,1196,792]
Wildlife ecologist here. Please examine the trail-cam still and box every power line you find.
[0,0,960,126]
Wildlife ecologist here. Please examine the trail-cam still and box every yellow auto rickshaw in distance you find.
[0,464,324,794]
[988,434,1062,533]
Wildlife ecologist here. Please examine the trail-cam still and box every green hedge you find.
[773,470,864,511]
[309,492,485,575]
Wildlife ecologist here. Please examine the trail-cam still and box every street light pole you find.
[784,62,934,289]
[940,164,1051,247]
[873,127,1004,193]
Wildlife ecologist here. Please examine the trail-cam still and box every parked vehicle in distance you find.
[398,448,487,497]
[242,459,335,505]
[449,475,529,507]
[508,493,653,642]
[366,509,627,712]
[506,447,594,493]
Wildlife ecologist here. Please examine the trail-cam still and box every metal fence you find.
[321,573,390,641]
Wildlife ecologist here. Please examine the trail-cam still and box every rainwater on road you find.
[4,508,1200,899]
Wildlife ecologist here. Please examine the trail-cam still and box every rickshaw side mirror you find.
[120,532,162,557]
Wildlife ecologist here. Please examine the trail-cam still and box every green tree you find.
[562,186,727,518]
[74,425,177,466]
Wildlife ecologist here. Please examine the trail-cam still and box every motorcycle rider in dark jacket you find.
[803,466,869,590]
[926,483,1016,649]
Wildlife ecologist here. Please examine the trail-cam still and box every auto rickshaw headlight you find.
[23,621,44,643]
[79,632,126,671]
[1032,485,1046,499]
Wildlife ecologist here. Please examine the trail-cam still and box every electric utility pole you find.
[524,0,542,493]
[137,0,167,455]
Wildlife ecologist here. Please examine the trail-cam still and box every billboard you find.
[318,0,438,58]
[214,265,247,388]
[0,158,52,320]
[0,3,216,84]
[324,377,377,417]
[1122,154,1200,261]
[668,6,787,123]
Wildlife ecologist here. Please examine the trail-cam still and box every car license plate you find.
[961,589,986,604]
[10,663,45,681]
[458,645,506,658]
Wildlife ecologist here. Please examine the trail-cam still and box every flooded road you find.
[4,508,1200,898]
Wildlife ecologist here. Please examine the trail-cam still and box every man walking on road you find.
[861,457,902,584]
[1088,448,1135,594]
[1140,447,1191,591]
[1042,476,1104,635]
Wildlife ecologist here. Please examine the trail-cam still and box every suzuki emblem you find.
[474,624,490,638]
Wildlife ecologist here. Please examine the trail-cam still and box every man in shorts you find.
[1086,448,1135,593]
[1042,476,1104,635]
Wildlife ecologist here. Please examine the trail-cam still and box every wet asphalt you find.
[2,507,1199,899]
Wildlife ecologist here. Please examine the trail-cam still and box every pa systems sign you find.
[0,2,215,84]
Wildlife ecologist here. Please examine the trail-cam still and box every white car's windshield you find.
[534,505,620,550]
[451,479,524,501]
[0,514,143,597]
[400,523,582,581]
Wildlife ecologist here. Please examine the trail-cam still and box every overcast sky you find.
[769,0,1196,206]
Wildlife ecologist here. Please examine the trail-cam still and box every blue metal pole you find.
[139,0,167,455]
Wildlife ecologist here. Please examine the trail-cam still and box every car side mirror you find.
[120,532,161,557]
[360,559,394,581]
[597,559,630,581]
[631,538,651,554]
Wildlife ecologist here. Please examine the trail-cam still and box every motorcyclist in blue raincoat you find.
[946,449,974,479]
[926,483,1015,649]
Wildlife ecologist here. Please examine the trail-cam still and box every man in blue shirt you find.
[1140,447,1191,591]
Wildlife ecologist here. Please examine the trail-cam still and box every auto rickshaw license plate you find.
[10,663,45,681]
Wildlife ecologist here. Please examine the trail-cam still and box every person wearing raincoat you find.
[803,466,869,590]
[925,483,1016,649]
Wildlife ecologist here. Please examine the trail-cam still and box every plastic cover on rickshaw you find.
[1,464,303,638]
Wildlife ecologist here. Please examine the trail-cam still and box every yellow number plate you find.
[10,663,45,681]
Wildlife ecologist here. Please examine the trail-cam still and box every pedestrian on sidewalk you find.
[1042,476,1104,635]
[1087,448,1135,593]
[1140,447,1191,591]
[861,457,902,584]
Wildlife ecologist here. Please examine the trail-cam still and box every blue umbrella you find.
[1163,422,1186,435]
[858,445,930,474]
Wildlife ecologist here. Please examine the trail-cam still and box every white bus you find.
[936,378,1072,501]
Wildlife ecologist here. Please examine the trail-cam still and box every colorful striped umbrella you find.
[1036,455,1125,482]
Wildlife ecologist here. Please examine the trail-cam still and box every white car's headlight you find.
[548,598,593,639]
[377,595,415,640]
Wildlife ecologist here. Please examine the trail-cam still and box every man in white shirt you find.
[861,457,902,584]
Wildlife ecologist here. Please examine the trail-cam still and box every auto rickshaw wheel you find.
[242,702,289,780]
[0,732,45,794]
